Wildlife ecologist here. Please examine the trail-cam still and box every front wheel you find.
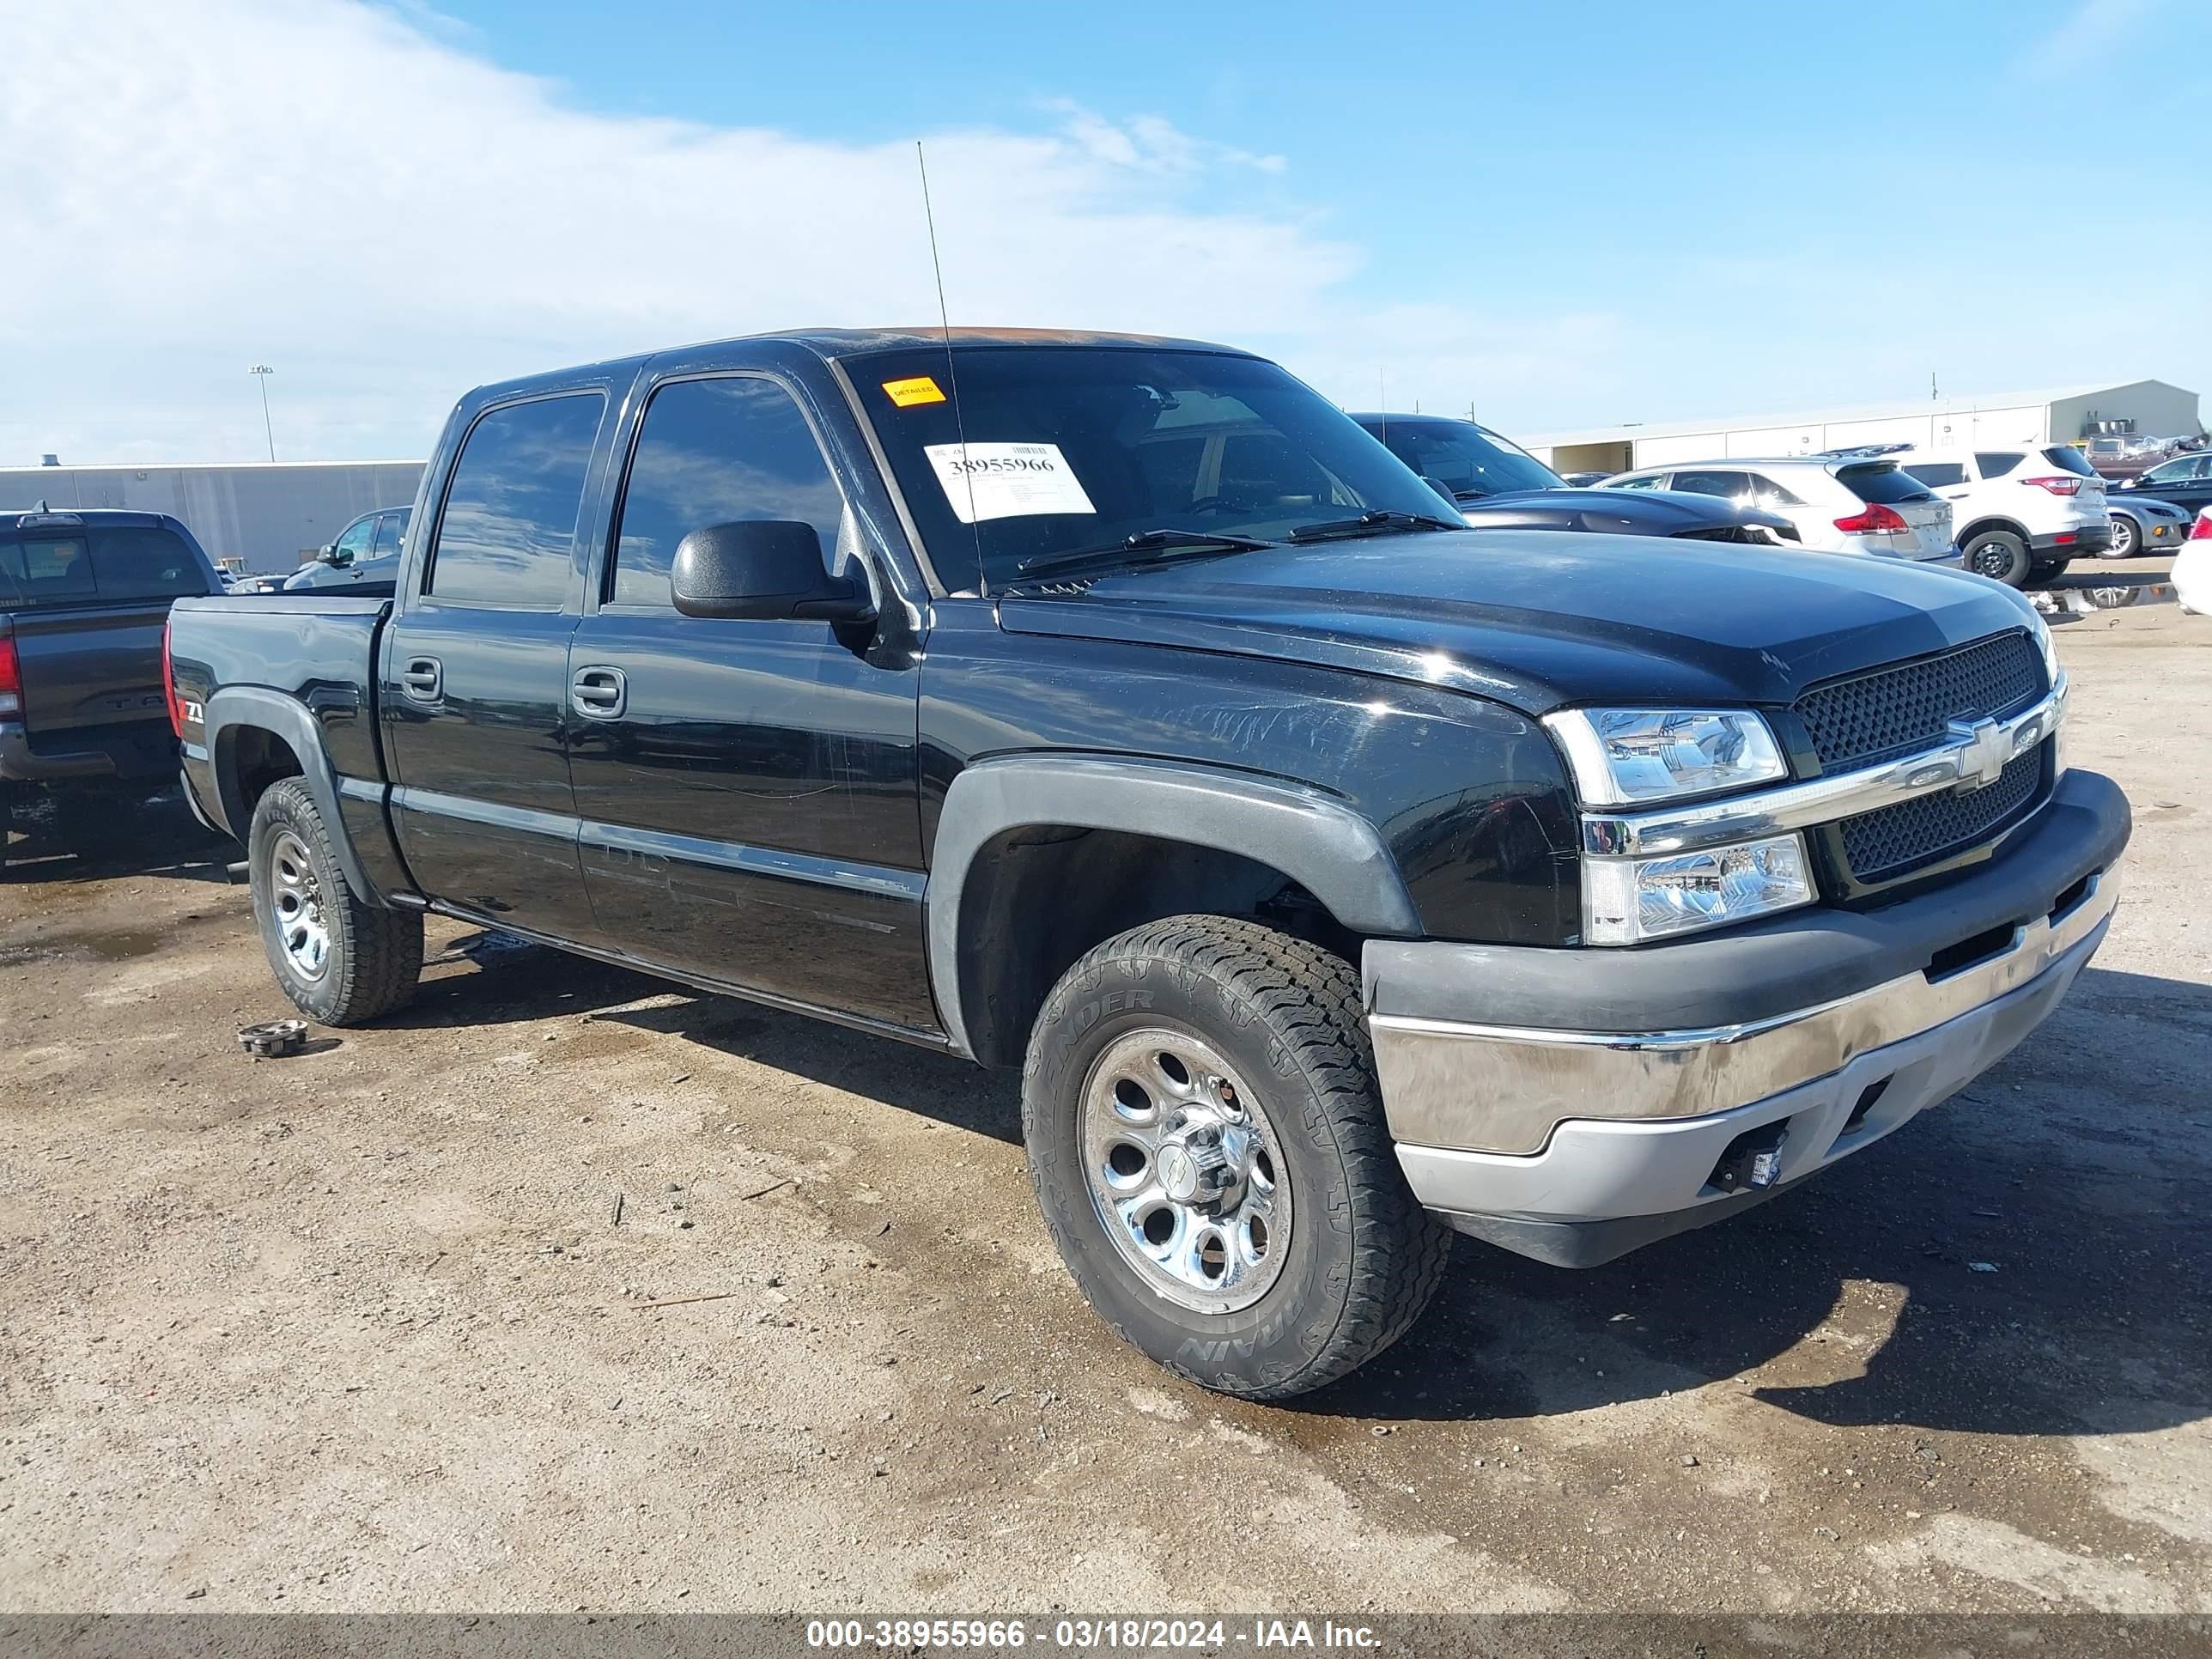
[248,777,422,1026]
[1963,528,2032,586]
[1022,915,1449,1400]
[2107,514,2138,558]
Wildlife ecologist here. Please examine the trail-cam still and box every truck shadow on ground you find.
[386,944,2210,1444]
[1306,963,2212,1439]
[0,791,235,885]
[385,933,1028,1146]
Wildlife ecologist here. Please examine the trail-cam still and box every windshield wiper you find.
[1011,528,1276,582]
[1287,509,1462,543]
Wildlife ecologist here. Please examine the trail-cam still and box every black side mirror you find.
[671,520,875,623]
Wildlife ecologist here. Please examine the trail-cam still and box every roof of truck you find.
[761,326,1243,356]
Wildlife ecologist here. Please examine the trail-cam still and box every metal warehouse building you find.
[0,459,425,576]
[1523,379,2202,477]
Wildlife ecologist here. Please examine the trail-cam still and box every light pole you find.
[249,364,276,462]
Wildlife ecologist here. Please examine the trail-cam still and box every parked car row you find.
[1352,416,1801,546]
[1599,456,1957,564]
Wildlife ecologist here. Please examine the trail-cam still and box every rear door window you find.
[1974,452,2024,478]
[425,394,605,608]
[1902,462,1965,488]
[371,512,405,559]
[2038,447,2100,479]
[1669,470,1751,499]
[1838,464,1936,504]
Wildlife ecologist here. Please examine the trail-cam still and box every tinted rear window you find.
[1975,451,2024,478]
[2039,446,2099,478]
[1838,463,1935,505]
[0,526,209,608]
[426,395,604,608]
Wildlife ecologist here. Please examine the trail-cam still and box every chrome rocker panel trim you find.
[1581,674,2067,860]
[1369,860,2118,1158]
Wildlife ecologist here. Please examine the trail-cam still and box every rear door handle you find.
[399,656,442,702]
[570,665,626,720]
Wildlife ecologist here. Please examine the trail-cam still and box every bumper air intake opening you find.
[1924,921,2019,983]
[1708,1121,1791,1195]
[1841,1075,1893,1139]
[2049,872,2093,926]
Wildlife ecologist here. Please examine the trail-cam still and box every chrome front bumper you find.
[1364,765,2130,1267]
[1373,861,2118,1158]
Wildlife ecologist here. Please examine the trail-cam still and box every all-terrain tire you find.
[248,777,422,1025]
[1022,914,1449,1401]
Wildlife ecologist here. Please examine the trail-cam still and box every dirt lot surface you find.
[2,595,2206,1616]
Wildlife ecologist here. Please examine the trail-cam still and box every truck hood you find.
[994,530,2037,715]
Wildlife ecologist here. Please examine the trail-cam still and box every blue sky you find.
[3,0,2208,463]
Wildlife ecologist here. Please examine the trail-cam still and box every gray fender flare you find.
[926,754,1420,1060]
[202,685,381,904]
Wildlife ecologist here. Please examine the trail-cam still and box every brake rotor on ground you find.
[237,1018,309,1059]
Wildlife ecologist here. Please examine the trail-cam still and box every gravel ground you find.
[0,595,2205,1615]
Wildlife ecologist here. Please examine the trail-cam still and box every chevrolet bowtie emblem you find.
[1947,716,2011,793]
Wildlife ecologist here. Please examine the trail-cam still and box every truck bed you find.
[167,594,397,860]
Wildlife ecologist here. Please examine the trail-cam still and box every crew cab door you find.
[565,370,933,1030]
[380,391,606,939]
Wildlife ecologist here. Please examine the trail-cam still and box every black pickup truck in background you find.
[1,505,224,853]
[167,329,2129,1400]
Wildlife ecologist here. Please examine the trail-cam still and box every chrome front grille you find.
[1796,632,2044,770]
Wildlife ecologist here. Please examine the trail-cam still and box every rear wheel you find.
[248,777,422,1025]
[1023,915,1449,1400]
[2107,514,2139,558]
[1963,528,2031,586]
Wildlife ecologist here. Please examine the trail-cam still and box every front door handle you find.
[570,665,626,720]
[399,656,442,702]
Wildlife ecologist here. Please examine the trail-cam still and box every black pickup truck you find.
[167,329,2129,1400]
[3,505,224,849]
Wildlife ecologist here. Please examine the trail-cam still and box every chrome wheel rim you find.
[268,829,330,981]
[1079,1028,1291,1315]
[2112,520,2135,556]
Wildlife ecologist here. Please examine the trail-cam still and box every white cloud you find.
[0,0,1376,462]
[2014,0,2169,83]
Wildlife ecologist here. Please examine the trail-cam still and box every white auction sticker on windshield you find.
[924,441,1096,524]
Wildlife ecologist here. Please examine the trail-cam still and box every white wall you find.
[0,462,423,573]
[2051,381,2202,443]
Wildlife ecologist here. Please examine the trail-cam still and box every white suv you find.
[1598,457,1954,564]
[1894,445,2110,587]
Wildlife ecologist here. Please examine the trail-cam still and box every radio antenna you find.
[916,140,985,592]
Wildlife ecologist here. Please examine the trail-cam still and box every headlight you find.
[2029,611,2059,688]
[1543,708,1787,805]
[1583,832,1814,945]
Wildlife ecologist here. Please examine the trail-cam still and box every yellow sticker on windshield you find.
[882,375,946,407]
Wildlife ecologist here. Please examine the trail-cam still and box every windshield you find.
[851,347,1451,590]
[1363,416,1563,499]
